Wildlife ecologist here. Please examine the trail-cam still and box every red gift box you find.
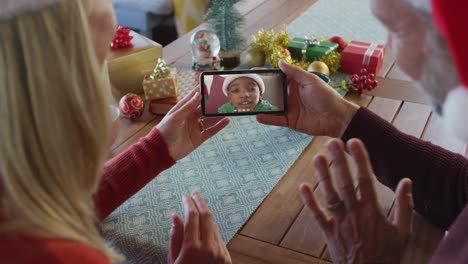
[341,40,385,75]
[148,96,180,115]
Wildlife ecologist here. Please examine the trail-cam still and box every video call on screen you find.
[202,72,285,116]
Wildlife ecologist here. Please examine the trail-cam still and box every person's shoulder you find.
[257,100,278,111]
[0,235,111,264]
[218,103,234,113]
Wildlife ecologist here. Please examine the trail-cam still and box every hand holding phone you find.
[200,69,288,116]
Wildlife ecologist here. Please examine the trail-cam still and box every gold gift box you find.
[143,68,178,100]
[107,31,163,96]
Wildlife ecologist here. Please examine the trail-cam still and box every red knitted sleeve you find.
[94,128,176,220]
[342,107,468,230]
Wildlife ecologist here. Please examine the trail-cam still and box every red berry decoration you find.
[111,26,134,49]
[119,93,144,120]
[345,68,380,94]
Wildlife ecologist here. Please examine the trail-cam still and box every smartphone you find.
[200,69,288,116]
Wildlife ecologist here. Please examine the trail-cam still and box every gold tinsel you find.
[250,29,342,72]
[319,51,341,73]
[250,29,292,68]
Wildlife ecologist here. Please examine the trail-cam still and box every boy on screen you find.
[218,74,278,113]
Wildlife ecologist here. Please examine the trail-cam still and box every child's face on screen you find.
[227,77,261,111]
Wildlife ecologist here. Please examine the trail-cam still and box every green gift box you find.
[288,37,338,62]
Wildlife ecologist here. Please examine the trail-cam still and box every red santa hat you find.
[431,0,468,141]
[222,74,265,96]
[1,0,61,21]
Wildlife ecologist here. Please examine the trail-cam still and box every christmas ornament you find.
[311,72,331,84]
[111,26,133,49]
[328,36,347,52]
[307,61,330,76]
[344,68,379,94]
[245,48,266,68]
[119,93,144,120]
[190,29,221,70]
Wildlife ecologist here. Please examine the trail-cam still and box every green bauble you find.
[245,49,266,68]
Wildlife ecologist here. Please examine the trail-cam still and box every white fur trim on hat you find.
[442,86,468,142]
[222,74,265,96]
[1,0,61,21]
[405,0,431,12]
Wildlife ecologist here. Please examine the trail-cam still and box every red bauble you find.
[119,93,144,120]
[328,36,347,52]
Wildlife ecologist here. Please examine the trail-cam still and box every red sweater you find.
[0,128,176,263]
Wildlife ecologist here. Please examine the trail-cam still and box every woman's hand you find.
[156,89,230,160]
[168,192,232,264]
[256,61,359,137]
[300,138,414,263]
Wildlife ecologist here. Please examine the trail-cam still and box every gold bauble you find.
[307,61,330,76]
[245,49,266,68]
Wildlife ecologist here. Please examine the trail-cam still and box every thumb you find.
[172,91,201,117]
[392,178,414,238]
[256,113,288,128]
[168,213,184,263]
[279,60,319,84]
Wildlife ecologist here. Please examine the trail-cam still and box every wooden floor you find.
[110,1,464,263]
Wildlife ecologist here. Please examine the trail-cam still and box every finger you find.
[392,178,414,238]
[313,154,342,210]
[202,116,228,128]
[168,213,184,263]
[200,117,230,140]
[182,194,200,242]
[191,192,216,243]
[278,60,318,85]
[347,139,377,203]
[256,113,288,127]
[167,89,201,115]
[327,139,358,209]
[299,183,332,232]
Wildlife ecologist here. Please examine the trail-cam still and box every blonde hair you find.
[0,0,122,262]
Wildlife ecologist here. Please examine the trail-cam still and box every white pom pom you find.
[442,86,468,143]
[405,0,431,12]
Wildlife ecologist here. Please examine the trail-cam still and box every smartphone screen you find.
[200,69,288,116]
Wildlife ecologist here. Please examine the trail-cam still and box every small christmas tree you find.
[204,0,245,58]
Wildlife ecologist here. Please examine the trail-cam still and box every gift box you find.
[288,37,338,62]
[143,68,178,100]
[107,31,163,95]
[341,40,385,75]
[148,96,181,115]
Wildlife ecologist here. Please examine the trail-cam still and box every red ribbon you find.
[111,26,134,49]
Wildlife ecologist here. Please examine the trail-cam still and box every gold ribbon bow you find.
[147,58,170,80]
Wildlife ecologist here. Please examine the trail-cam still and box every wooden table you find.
[110,1,465,263]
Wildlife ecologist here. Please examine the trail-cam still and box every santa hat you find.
[406,0,431,12]
[222,74,265,96]
[1,0,61,21]
[431,0,468,141]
